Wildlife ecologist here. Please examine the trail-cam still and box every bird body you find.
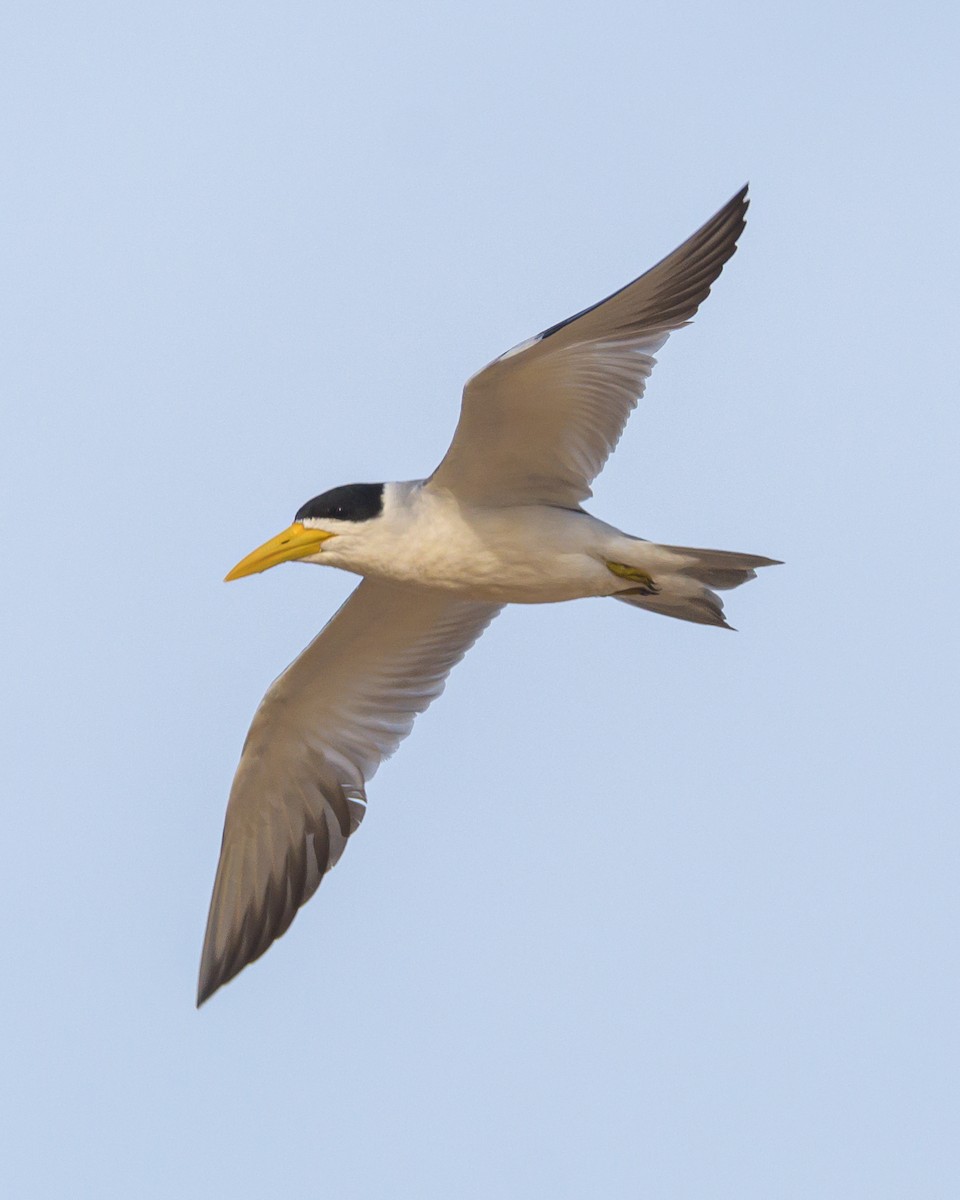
[198,185,779,1005]
[299,481,768,607]
[301,482,625,602]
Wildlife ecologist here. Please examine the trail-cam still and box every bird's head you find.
[224,483,385,581]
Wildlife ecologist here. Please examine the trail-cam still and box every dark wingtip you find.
[196,941,235,1008]
[196,972,216,1009]
[197,953,250,1007]
[196,956,243,1007]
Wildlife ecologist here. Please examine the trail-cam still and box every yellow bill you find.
[225,523,335,582]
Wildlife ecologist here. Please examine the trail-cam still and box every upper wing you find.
[198,579,500,1004]
[427,186,748,508]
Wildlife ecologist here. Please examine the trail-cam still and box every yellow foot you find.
[606,561,661,595]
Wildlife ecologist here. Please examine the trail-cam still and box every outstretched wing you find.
[428,186,748,508]
[198,579,500,1004]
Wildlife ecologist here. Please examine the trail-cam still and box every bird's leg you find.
[606,561,661,595]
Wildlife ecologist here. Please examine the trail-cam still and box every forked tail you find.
[609,544,781,629]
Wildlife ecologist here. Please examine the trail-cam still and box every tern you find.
[198,184,777,1005]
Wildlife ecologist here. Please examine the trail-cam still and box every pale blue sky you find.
[2,2,958,1196]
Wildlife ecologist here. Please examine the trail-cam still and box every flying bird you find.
[198,185,777,1004]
